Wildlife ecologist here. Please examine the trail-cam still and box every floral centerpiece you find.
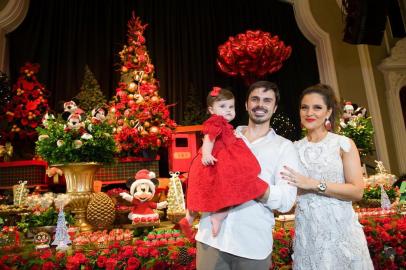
[338,102,374,156]
[35,107,116,164]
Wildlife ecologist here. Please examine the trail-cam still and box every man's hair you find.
[246,81,280,105]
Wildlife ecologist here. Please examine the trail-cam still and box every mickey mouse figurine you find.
[120,169,168,224]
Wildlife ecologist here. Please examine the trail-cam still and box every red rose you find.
[105,258,118,270]
[149,248,159,258]
[279,247,289,258]
[41,261,55,270]
[96,256,107,268]
[39,249,52,260]
[127,257,141,270]
[136,246,149,257]
[121,246,134,258]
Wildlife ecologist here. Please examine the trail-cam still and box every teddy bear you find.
[120,169,168,224]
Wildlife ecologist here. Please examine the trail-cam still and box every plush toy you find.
[62,100,85,121]
[91,106,107,124]
[64,114,92,140]
[342,101,354,121]
[120,169,168,224]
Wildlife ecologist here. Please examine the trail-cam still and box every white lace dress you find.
[293,132,373,270]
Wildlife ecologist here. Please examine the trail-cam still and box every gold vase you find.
[54,162,101,232]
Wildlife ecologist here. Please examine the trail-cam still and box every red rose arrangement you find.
[272,227,294,269]
[0,229,196,270]
[217,30,292,85]
[359,216,406,270]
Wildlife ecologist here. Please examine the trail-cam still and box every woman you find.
[281,84,373,269]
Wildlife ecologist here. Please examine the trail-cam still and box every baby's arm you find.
[201,134,217,166]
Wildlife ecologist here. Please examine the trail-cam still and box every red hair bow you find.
[210,87,221,97]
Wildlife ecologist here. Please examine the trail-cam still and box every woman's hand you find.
[281,166,318,190]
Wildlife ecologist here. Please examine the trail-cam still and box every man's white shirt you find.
[195,127,300,260]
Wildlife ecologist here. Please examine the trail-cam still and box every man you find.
[195,81,300,270]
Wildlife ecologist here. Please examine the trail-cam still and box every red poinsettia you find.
[217,30,292,85]
[0,62,50,143]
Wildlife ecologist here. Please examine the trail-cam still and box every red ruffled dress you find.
[186,115,268,212]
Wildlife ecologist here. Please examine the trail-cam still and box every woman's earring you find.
[324,118,332,131]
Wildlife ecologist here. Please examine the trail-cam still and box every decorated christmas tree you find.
[52,194,71,250]
[271,112,297,141]
[166,172,186,216]
[74,65,107,111]
[180,84,207,126]
[0,63,50,143]
[109,12,176,157]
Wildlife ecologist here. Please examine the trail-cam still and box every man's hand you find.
[201,153,217,166]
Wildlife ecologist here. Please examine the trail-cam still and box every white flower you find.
[81,133,93,140]
[57,140,64,147]
[73,140,83,149]
[38,135,49,141]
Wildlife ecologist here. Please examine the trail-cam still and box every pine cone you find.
[87,192,115,229]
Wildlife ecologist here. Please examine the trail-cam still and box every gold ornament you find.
[121,66,128,72]
[150,96,159,102]
[143,121,151,128]
[128,94,134,100]
[87,192,116,229]
[0,142,13,161]
[128,83,136,92]
[135,94,144,104]
[149,126,159,134]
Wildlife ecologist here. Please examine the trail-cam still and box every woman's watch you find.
[317,180,327,193]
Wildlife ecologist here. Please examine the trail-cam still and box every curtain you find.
[8,0,319,140]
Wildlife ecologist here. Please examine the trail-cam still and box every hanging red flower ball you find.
[216,30,292,85]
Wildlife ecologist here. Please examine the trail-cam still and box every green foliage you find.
[75,65,107,111]
[180,84,207,125]
[339,116,374,156]
[35,115,116,164]
[17,208,74,232]
[363,184,398,201]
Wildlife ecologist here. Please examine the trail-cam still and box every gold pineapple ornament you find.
[87,192,115,229]
[166,171,186,223]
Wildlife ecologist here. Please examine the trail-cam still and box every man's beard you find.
[248,106,272,124]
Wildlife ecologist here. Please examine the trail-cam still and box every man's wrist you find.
[258,187,270,203]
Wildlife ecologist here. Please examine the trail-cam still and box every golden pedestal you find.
[55,162,101,232]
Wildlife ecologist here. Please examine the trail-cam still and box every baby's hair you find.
[206,87,234,107]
